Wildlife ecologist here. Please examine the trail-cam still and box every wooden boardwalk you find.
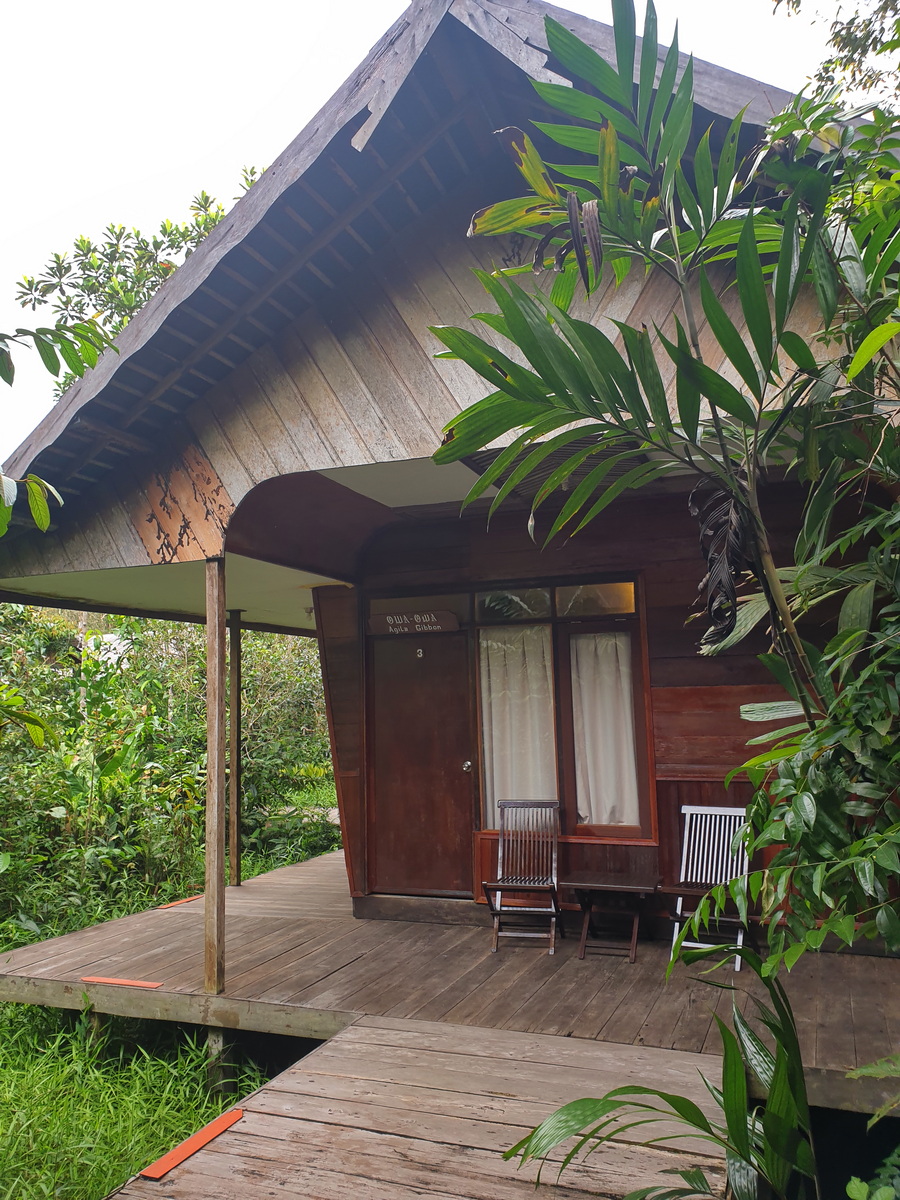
[110,1016,726,1199]
[0,851,896,1112]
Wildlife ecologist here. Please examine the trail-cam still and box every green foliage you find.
[434,1,900,712]
[0,319,114,389]
[242,781,341,866]
[0,607,332,1196]
[847,1136,900,1200]
[0,681,53,747]
[778,0,900,99]
[17,173,263,397]
[0,469,66,542]
[434,0,900,970]
[509,946,818,1200]
[0,322,113,537]
[686,496,900,972]
[848,1055,900,1128]
[0,606,337,944]
[435,3,900,1187]
[0,1002,263,1200]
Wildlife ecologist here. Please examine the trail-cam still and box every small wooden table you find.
[560,871,662,964]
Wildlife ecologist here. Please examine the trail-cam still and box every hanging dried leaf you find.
[531,228,559,273]
[690,485,753,646]
[567,190,590,290]
[582,199,603,286]
[554,239,575,272]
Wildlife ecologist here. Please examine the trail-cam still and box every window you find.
[479,625,556,826]
[365,580,655,842]
[476,582,652,840]
[569,631,640,826]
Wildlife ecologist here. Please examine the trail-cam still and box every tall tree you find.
[779,0,900,97]
[16,168,262,396]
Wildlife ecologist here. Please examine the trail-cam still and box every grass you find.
[0,1004,265,1200]
[0,784,340,1196]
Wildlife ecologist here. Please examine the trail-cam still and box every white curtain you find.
[479,626,557,828]
[571,632,640,826]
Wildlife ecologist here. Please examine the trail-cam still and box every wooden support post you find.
[228,610,242,887]
[205,557,227,996]
[88,1009,108,1044]
[205,1026,237,1095]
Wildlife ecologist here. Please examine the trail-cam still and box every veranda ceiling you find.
[0,554,339,635]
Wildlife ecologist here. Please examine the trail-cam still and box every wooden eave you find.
[4,0,792,502]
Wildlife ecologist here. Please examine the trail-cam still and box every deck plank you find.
[382,927,490,1017]
[1,850,893,1118]
[808,953,858,1073]
[109,1017,726,1200]
[405,951,511,1022]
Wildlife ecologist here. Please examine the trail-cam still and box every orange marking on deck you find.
[80,976,163,989]
[140,1109,243,1179]
[158,894,204,908]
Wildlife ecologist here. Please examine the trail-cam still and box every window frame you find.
[553,614,655,841]
[473,574,655,843]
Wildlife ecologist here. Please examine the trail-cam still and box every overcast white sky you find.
[1,0,837,463]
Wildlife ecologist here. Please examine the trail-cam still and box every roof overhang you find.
[0,458,494,630]
[0,553,343,635]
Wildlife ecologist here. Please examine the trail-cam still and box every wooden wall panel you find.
[652,684,787,778]
[358,489,809,897]
[245,344,336,472]
[122,439,233,564]
[90,483,158,568]
[0,439,231,579]
[271,320,373,468]
[1,168,823,592]
[314,585,365,896]
[185,393,256,508]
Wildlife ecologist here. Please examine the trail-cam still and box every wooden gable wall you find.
[0,152,822,590]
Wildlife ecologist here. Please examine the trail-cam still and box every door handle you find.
[462,760,473,772]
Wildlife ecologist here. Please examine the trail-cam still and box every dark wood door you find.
[368,633,475,896]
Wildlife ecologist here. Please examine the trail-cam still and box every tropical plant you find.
[431,0,900,960]
[432,0,900,725]
[0,319,113,389]
[0,1001,264,1200]
[682,490,900,970]
[848,1053,900,1128]
[428,2,900,1188]
[0,681,53,747]
[0,318,114,538]
[0,607,336,942]
[511,946,819,1200]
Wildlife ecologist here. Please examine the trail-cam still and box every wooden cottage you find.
[2,9,896,1167]
[0,1,800,979]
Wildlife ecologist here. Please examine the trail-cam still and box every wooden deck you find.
[109,1016,727,1199]
[0,851,896,1113]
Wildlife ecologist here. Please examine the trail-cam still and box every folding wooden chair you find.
[671,805,749,970]
[482,801,565,954]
